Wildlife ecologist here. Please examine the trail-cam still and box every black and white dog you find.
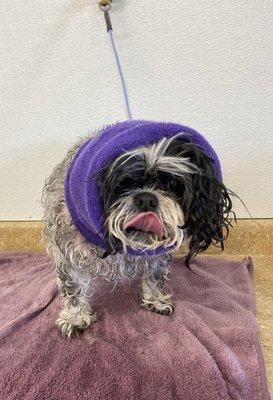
[42,132,234,338]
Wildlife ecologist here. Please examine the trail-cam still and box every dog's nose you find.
[133,192,158,212]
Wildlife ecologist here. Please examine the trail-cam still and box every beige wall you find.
[0,0,272,220]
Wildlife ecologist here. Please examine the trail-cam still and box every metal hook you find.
[98,0,112,12]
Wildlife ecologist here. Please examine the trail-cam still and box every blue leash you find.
[99,1,133,121]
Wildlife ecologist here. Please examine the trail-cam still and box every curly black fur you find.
[165,141,234,267]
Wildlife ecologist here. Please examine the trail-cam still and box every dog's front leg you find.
[55,261,96,338]
[141,255,173,315]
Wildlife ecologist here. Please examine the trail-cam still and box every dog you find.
[42,126,234,338]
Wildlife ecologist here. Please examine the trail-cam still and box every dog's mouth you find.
[123,212,164,238]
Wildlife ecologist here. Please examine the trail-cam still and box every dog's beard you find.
[107,190,185,253]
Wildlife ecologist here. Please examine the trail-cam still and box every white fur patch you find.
[110,134,199,178]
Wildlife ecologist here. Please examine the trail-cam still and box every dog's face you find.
[97,135,233,264]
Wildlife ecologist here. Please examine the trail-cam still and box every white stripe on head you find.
[110,133,199,177]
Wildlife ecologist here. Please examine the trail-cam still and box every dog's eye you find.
[170,180,185,198]
[168,180,180,193]
[169,177,179,189]
[157,172,169,189]
[157,173,184,196]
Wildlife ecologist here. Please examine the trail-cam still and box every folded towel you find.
[0,252,270,400]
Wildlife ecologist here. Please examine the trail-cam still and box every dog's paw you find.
[146,303,174,315]
[56,306,97,338]
[142,292,174,316]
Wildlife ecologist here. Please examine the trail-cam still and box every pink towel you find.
[0,252,270,400]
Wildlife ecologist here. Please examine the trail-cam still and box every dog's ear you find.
[177,143,234,267]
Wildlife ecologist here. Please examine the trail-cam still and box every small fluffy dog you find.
[42,125,234,338]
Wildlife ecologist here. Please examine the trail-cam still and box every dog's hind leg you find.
[141,255,174,316]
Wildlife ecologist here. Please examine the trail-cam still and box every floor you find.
[0,219,272,395]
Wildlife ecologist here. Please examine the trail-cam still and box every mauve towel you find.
[0,252,270,400]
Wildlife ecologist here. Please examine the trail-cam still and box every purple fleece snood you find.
[65,120,222,256]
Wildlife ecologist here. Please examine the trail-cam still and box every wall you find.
[0,0,272,220]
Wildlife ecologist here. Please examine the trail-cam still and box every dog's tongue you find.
[123,212,164,237]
